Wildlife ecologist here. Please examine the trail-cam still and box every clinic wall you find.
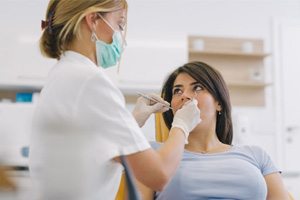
[0,0,54,84]
[1,0,300,160]
[123,0,300,164]
[1,0,300,196]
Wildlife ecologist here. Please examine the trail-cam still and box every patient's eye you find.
[193,84,203,94]
[172,88,183,97]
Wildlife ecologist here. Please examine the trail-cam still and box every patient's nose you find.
[181,90,196,102]
[181,95,192,103]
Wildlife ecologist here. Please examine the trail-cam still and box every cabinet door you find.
[280,20,300,172]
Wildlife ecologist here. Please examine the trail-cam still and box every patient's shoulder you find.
[235,145,268,156]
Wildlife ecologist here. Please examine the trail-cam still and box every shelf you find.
[188,35,271,107]
[0,81,44,92]
[0,79,163,103]
[189,50,270,58]
[227,81,272,88]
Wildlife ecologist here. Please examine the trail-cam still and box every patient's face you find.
[171,73,220,127]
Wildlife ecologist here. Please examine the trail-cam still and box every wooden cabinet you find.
[188,36,271,106]
[0,81,42,103]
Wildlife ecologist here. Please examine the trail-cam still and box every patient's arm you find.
[136,179,154,200]
[265,172,289,200]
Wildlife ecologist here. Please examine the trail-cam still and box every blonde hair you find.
[40,0,127,59]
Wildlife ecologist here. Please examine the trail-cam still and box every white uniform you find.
[29,51,150,200]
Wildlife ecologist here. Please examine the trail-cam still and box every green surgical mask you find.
[94,31,123,68]
[92,14,125,69]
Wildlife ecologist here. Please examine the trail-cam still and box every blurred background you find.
[0,0,300,199]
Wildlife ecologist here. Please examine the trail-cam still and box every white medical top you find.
[29,51,150,200]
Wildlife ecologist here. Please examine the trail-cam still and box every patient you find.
[137,61,289,200]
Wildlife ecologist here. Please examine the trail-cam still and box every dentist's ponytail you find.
[39,0,127,59]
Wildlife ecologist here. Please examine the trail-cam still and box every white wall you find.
[1,0,300,195]
[0,0,54,84]
[1,0,300,162]
[122,0,300,164]
[123,1,300,196]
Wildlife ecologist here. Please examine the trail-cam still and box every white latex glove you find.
[132,93,170,127]
[171,99,201,144]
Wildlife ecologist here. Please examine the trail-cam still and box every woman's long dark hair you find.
[161,61,233,144]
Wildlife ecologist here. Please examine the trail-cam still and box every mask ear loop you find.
[97,13,127,74]
[116,24,127,74]
[91,31,98,42]
[97,13,115,31]
[91,20,102,66]
[91,14,101,42]
[97,13,127,48]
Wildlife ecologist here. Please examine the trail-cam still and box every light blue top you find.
[151,142,279,200]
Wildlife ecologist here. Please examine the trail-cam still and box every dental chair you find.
[115,113,170,200]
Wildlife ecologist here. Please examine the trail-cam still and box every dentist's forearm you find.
[124,127,186,191]
[156,127,186,178]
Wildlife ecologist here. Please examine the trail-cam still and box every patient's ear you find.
[216,102,222,112]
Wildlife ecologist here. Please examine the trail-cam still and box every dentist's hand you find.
[132,94,170,127]
[171,99,201,144]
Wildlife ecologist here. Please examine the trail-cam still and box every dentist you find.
[29,0,201,199]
